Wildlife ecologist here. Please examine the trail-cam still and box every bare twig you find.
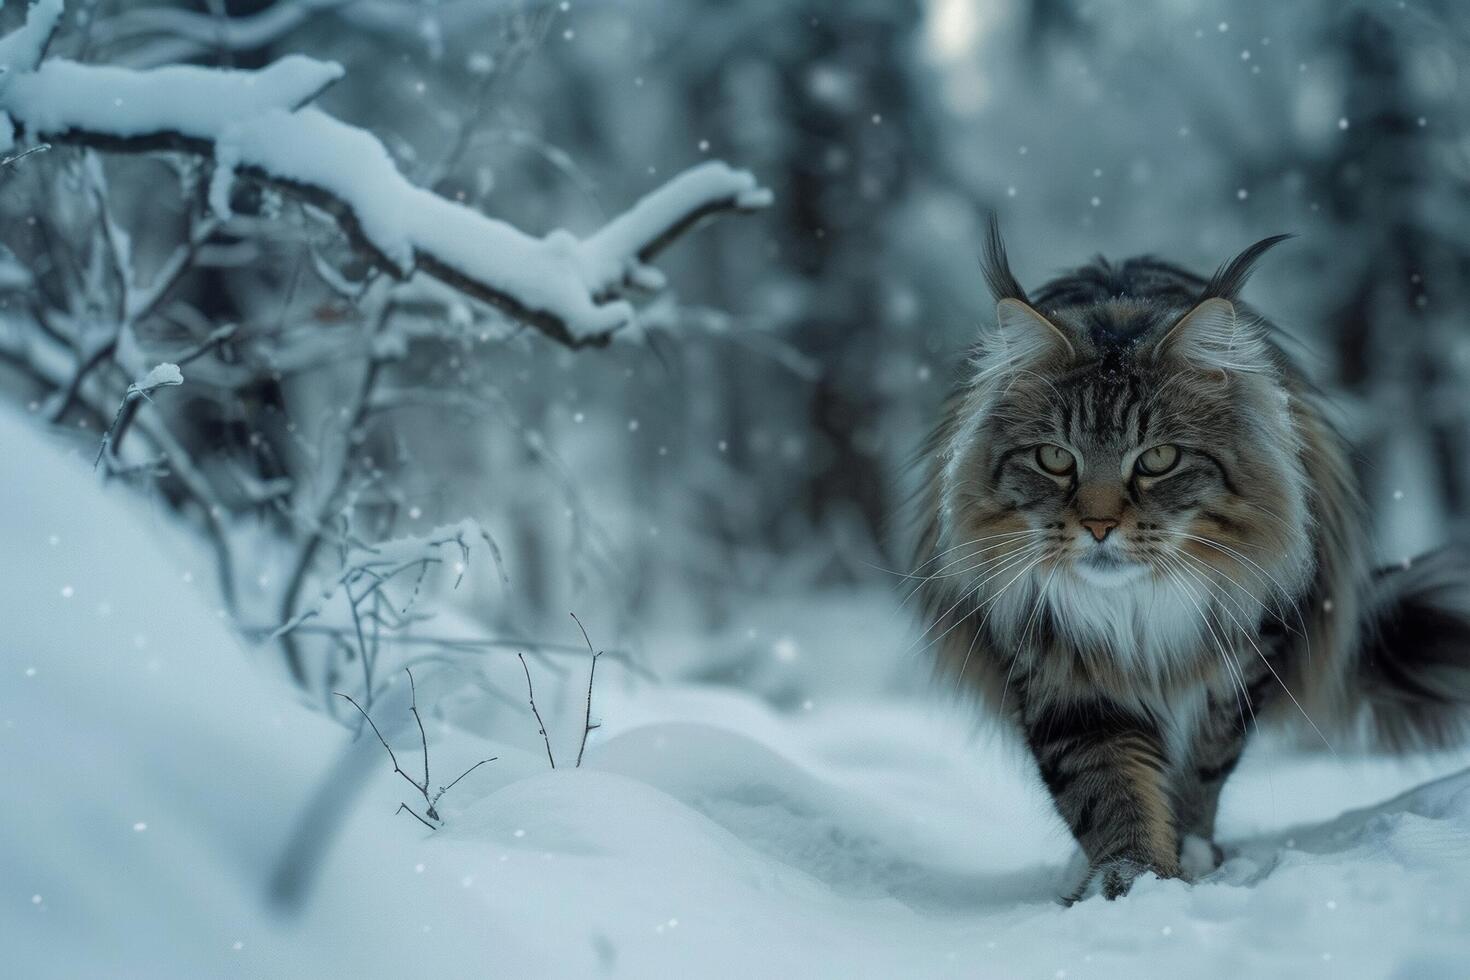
[241,623,655,679]
[105,321,233,461]
[171,321,242,367]
[333,689,421,797]
[517,652,556,769]
[570,612,602,768]
[94,365,183,469]
[395,803,436,831]
[0,143,50,169]
[278,317,388,685]
[405,668,433,817]
[345,578,375,711]
[336,668,495,828]
[432,757,498,807]
[276,515,503,699]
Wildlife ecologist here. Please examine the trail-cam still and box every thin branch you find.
[84,153,130,324]
[54,184,218,428]
[246,623,623,660]
[0,143,50,169]
[517,652,556,769]
[278,350,384,684]
[333,690,425,796]
[395,802,436,831]
[370,588,382,697]
[432,757,498,806]
[124,401,240,612]
[100,453,170,481]
[345,577,374,710]
[338,670,495,828]
[55,340,122,425]
[570,612,602,768]
[274,518,493,652]
[94,365,183,469]
[172,322,243,367]
[404,668,433,817]
[127,213,223,325]
[103,217,226,452]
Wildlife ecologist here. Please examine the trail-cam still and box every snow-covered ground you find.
[4,407,1470,979]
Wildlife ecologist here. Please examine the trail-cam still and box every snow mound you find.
[3,407,1469,978]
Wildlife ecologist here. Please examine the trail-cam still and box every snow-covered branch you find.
[0,12,771,347]
[92,361,184,469]
[0,0,60,76]
[272,518,507,701]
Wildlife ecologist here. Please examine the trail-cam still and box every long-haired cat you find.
[915,220,1470,900]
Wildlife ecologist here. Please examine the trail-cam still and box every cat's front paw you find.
[1068,855,1180,903]
[1179,833,1225,879]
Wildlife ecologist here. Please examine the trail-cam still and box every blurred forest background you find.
[4,0,1470,709]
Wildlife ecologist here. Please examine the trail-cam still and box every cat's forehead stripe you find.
[1080,305,1165,349]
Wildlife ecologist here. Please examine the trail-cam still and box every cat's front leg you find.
[1173,691,1253,878]
[1024,696,1182,901]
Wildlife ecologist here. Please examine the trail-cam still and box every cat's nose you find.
[1080,517,1119,542]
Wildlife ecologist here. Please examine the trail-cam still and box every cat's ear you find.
[994,298,1075,362]
[981,214,1070,360]
[1156,298,1269,373]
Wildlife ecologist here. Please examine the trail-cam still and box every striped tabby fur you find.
[915,221,1470,901]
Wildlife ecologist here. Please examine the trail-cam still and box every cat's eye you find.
[1135,444,1181,477]
[1035,444,1076,476]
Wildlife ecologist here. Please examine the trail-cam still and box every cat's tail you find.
[1350,545,1470,751]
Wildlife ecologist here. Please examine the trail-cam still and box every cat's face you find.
[939,296,1312,614]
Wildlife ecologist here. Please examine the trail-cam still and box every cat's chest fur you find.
[993,569,1219,679]
[994,570,1231,766]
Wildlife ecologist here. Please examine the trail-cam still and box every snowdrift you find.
[4,408,1470,979]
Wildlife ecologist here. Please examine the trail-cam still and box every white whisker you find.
[1170,554,1338,758]
[1172,547,1300,644]
[1176,531,1315,662]
[905,528,1046,577]
[998,558,1063,716]
[958,553,1049,682]
[900,530,1046,605]
[906,545,1042,656]
[1158,555,1251,733]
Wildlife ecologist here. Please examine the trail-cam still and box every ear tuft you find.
[1157,297,1269,373]
[981,213,1029,304]
[1200,234,1293,301]
[995,298,1075,361]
